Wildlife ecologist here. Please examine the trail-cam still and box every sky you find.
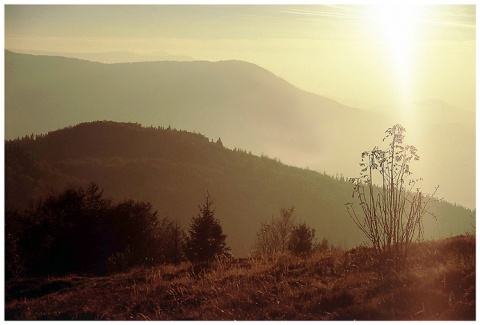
[4,3,476,112]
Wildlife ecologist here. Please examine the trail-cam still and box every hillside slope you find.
[5,50,475,209]
[6,121,473,257]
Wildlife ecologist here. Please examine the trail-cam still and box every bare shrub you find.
[253,207,296,256]
[346,124,437,273]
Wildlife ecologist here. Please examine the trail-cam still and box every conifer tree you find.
[184,194,230,264]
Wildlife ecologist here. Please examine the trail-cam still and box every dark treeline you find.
[6,183,318,280]
[6,184,188,279]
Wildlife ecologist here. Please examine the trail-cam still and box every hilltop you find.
[6,121,474,257]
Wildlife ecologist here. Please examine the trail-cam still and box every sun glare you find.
[366,5,424,113]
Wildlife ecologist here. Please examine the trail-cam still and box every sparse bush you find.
[253,207,296,256]
[316,238,330,253]
[346,124,437,273]
[277,207,296,252]
[288,222,316,256]
[253,217,281,256]
[253,207,321,258]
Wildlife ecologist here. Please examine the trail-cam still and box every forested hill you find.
[6,121,474,257]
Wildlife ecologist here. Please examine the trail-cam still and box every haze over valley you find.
[5,50,475,209]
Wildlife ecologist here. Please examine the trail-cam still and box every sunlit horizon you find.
[4,4,476,113]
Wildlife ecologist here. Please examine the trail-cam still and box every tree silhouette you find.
[288,222,317,256]
[105,199,159,269]
[169,220,185,265]
[18,183,111,276]
[11,183,172,277]
[184,194,230,264]
[156,218,185,265]
[5,209,24,279]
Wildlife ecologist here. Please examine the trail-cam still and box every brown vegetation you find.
[5,234,475,320]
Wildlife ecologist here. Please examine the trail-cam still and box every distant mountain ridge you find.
[5,49,361,140]
[7,48,195,63]
[5,50,475,208]
[6,121,474,257]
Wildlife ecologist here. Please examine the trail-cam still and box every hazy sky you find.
[4,4,476,112]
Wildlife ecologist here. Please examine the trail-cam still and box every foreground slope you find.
[6,121,473,257]
[5,235,475,320]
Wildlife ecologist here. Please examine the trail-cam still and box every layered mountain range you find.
[4,50,476,254]
[5,51,474,209]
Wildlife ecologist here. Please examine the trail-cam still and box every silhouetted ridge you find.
[19,121,211,161]
[6,121,474,257]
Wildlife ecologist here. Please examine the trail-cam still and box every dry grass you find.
[5,235,475,320]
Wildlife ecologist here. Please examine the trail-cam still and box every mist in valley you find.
[5,5,475,209]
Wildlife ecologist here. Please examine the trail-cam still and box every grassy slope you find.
[5,235,475,320]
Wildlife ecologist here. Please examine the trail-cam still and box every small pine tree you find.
[184,194,230,264]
